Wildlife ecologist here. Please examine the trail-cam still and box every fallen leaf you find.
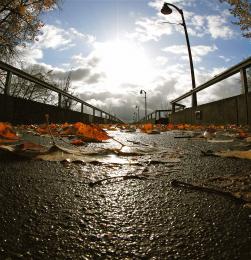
[246,137,251,142]
[140,123,153,133]
[207,139,234,143]
[0,141,48,157]
[214,150,251,160]
[71,139,85,146]
[166,123,174,130]
[61,122,110,142]
[0,122,19,141]
[238,131,249,139]
[171,175,251,205]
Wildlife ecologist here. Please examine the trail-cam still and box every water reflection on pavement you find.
[0,130,251,259]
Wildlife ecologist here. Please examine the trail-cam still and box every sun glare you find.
[96,40,154,87]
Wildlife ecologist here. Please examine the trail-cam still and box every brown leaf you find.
[214,150,251,160]
[71,139,85,146]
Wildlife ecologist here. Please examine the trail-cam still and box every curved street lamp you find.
[161,2,197,108]
[140,89,147,121]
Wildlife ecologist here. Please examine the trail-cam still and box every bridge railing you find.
[138,109,172,124]
[0,60,123,123]
[170,56,251,112]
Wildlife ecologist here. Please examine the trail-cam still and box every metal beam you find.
[0,60,123,123]
[240,68,249,124]
[4,71,12,95]
[171,56,251,104]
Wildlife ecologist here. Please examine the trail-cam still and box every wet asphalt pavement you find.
[0,130,251,259]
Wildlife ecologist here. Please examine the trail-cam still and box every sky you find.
[17,0,251,122]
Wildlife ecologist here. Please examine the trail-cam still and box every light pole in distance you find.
[140,89,147,121]
[135,105,139,122]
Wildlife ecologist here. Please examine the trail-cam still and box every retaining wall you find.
[0,94,113,124]
[170,92,251,125]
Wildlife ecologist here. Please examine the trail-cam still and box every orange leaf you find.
[73,122,110,141]
[166,123,174,130]
[60,124,76,136]
[238,131,249,139]
[140,123,153,133]
[0,122,19,140]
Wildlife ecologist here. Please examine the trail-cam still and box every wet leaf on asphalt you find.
[207,139,234,143]
[61,122,110,141]
[171,174,251,205]
[0,122,19,143]
[71,139,85,146]
[211,149,251,160]
[0,141,48,157]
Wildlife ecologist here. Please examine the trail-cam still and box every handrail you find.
[0,60,123,123]
[171,56,251,104]
[138,109,172,123]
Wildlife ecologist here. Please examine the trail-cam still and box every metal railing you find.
[170,56,251,112]
[0,60,123,123]
[138,109,172,123]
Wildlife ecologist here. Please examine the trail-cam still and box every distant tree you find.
[9,64,56,104]
[220,0,251,38]
[0,0,60,60]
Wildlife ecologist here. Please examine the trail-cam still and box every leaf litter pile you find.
[1,121,251,207]
[0,121,182,165]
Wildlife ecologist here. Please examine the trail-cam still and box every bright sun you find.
[96,40,154,87]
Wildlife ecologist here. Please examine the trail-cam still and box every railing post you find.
[4,71,12,95]
[93,108,95,123]
[172,103,175,113]
[58,93,62,108]
[81,103,84,113]
[240,68,249,124]
[241,68,248,94]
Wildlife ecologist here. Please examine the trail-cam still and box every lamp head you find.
[140,90,143,94]
[161,3,173,15]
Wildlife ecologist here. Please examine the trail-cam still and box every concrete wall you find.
[0,94,114,124]
[170,92,250,125]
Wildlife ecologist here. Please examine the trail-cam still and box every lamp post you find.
[140,89,147,121]
[161,2,197,108]
[135,105,139,122]
[133,112,137,123]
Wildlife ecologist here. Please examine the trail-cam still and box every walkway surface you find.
[0,130,251,259]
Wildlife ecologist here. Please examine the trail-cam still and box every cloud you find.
[196,72,242,106]
[14,24,97,66]
[35,24,95,51]
[127,16,173,42]
[36,25,73,49]
[148,0,196,11]
[85,98,106,108]
[68,27,96,44]
[206,15,235,39]
[147,0,235,40]
[155,56,169,66]
[15,45,43,64]
[162,44,218,62]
